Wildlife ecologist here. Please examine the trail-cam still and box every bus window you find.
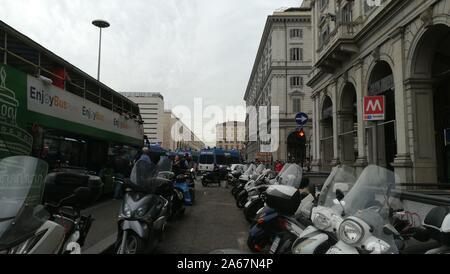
[200,154,214,164]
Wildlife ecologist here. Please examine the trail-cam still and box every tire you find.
[236,191,248,209]
[231,185,241,197]
[117,231,147,254]
[202,179,208,187]
[272,232,297,254]
[245,198,265,223]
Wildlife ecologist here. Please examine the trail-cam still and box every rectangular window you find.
[290,29,303,39]
[293,98,301,113]
[340,2,353,24]
[290,48,303,61]
[290,76,304,87]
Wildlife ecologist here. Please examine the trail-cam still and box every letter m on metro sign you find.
[364,96,385,121]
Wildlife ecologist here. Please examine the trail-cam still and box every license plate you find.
[270,237,281,254]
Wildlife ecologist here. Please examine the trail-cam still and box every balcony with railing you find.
[316,19,360,73]
[313,0,395,75]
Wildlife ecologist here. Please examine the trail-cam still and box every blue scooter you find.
[174,174,193,206]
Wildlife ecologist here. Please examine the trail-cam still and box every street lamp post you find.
[92,19,110,82]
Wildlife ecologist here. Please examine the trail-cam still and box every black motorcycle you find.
[202,165,228,187]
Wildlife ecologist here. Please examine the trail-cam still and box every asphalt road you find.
[82,180,251,254]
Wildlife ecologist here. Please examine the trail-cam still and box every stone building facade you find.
[162,110,205,152]
[216,121,246,152]
[308,0,450,184]
[244,6,313,164]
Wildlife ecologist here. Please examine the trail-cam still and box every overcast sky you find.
[1,0,302,143]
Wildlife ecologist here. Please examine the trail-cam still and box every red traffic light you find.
[297,129,305,138]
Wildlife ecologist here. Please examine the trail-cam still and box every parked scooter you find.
[243,165,302,222]
[231,164,256,197]
[174,174,193,206]
[115,159,170,254]
[289,165,357,254]
[324,165,408,254]
[227,164,247,187]
[247,183,312,253]
[232,164,266,200]
[202,165,228,187]
[235,169,273,209]
[185,168,196,204]
[154,157,186,219]
[0,156,94,254]
[415,206,450,254]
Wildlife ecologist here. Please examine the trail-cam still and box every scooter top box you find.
[265,185,302,216]
[43,169,103,208]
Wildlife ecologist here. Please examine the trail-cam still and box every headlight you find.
[134,206,148,218]
[123,204,132,218]
[292,238,316,254]
[339,220,364,245]
[313,213,331,231]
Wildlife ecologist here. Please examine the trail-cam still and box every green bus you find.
[0,21,144,194]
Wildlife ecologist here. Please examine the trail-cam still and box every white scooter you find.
[291,165,357,254]
[325,165,405,254]
[0,156,92,254]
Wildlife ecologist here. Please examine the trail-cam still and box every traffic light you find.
[297,129,305,138]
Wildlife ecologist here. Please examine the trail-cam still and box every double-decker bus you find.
[0,21,144,194]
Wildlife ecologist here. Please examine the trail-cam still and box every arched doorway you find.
[339,83,358,165]
[287,130,306,164]
[321,96,334,170]
[367,61,396,170]
[412,24,450,183]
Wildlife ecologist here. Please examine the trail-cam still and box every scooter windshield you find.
[156,156,173,173]
[342,165,401,253]
[279,164,302,188]
[130,159,158,189]
[244,164,256,176]
[278,164,291,177]
[0,156,49,250]
[318,165,356,208]
[254,164,265,175]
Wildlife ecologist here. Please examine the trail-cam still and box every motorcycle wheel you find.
[117,231,147,254]
[231,185,240,197]
[272,232,297,254]
[245,199,265,223]
[233,186,244,199]
[202,179,208,187]
[236,192,248,209]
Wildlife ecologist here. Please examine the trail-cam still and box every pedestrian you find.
[275,160,284,174]
[173,155,187,176]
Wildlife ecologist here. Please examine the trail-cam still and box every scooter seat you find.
[424,206,450,232]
